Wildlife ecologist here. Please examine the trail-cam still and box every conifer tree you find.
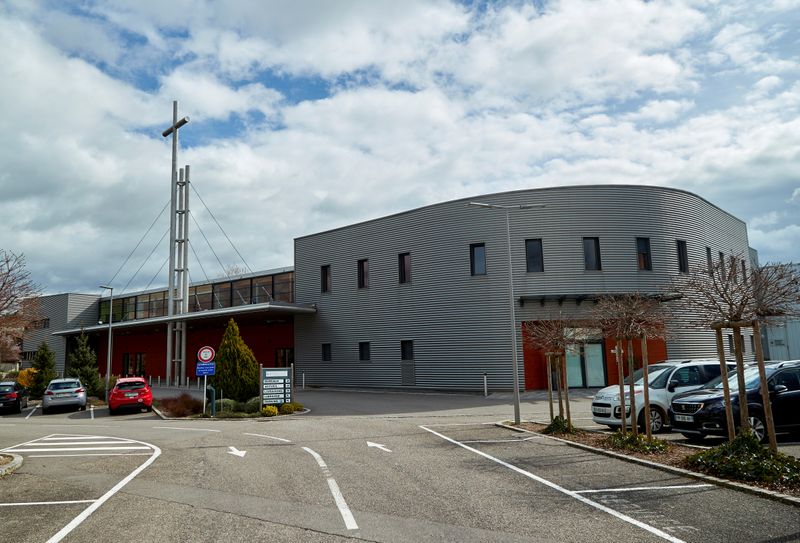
[31,341,56,398]
[66,332,104,397]
[212,319,259,402]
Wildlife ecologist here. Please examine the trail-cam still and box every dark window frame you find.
[321,265,331,293]
[525,238,544,273]
[322,343,332,362]
[398,253,411,284]
[357,259,369,289]
[676,240,689,274]
[706,247,713,275]
[470,243,487,276]
[636,237,652,271]
[358,341,371,362]
[583,237,602,271]
[401,340,414,361]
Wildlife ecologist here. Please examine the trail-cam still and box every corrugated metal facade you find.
[22,293,100,375]
[294,185,753,391]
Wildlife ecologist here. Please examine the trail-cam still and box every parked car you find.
[108,377,153,415]
[591,359,735,433]
[42,378,87,414]
[0,381,29,414]
[670,360,800,442]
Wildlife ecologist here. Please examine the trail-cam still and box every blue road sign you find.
[196,362,216,376]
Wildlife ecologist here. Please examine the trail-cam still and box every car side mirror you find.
[667,380,678,393]
[771,384,788,394]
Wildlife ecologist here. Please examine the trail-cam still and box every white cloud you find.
[626,100,695,123]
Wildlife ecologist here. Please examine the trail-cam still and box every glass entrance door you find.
[584,343,606,387]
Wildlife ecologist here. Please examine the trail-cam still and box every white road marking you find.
[227,446,247,457]
[575,484,713,494]
[420,425,686,543]
[42,436,112,441]
[367,441,392,453]
[44,437,161,543]
[461,437,543,444]
[152,426,220,432]
[30,453,154,458]
[90,405,94,420]
[1,433,58,452]
[302,447,359,531]
[10,446,151,452]
[26,406,38,419]
[0,500,96,507]
[19,440,136,446]
[243,432,291,443]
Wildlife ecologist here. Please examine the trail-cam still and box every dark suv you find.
[669,360,800,442]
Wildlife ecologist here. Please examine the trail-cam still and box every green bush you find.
[542,416,575,435]
[217,410,258,418]
[211,319,259,402]
[685,433,800,486]
[31,343,57,398]
[159,393,203,417]
[287,401,304,412]
[244,397,261,413]
[604,430,668,454]
[214,398,238,412]
[261,405,278,417]
[279,403,295,415]
[3,370,19,380]
[66,332,104,397]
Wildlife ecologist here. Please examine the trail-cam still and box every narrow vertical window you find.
[583,237,602,271]
[321,343,332,362]
[741,260,747,281]
[719,252,726,280]
[636,237,652,271]
[321,265,331,293]
[470,243,486,276]
[359,342,371,361]
[357,259,369,288]
[750,335,756,353]
[401,340,414,360]
[677,240,689,274]
[525,239,543,273]
[706,247,713,275]
[727,334,734,353]
[730,256,738,283]
[398,253,411,284]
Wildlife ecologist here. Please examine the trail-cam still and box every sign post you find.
[261,367,292,407]
[196,346,216,414]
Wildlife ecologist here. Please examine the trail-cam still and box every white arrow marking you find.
[227,446,247,457]
[367,441,392,453]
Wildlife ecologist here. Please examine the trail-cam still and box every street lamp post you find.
[469,201,545,425]
[100,285,114,402]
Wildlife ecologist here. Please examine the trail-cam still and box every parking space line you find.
[151,426,220,432]
[461,437,543,444]
[302,447,359,531]
[42,436,110,441]
[10,446,151,452]
[30,453,154,458]
[0,500,97,507]
[90,405,94,420]
[420,425,686,543]
[243,433,292,443]
[26,406,38,419]
[574,484,713,494]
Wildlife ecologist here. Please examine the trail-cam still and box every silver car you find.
[42,378,87,413]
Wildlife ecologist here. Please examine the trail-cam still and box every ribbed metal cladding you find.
[294,185,752,390]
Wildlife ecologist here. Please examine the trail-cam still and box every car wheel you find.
[42,407,48,415]
[638,407,666,434]
[680,432,705,442]
[146,405,152,412]
[79,404,86,411]
[14,400,22,414]
[747,414,766,443]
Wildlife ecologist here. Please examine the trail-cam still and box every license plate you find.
[56,392,71,397]
[125,393,138,398]
[675,414,694,422]
[593,407,611,415]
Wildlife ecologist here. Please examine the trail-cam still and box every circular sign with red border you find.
[198,346,215,363]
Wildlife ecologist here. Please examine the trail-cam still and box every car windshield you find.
[628,364,672,387]
[0,385,14,392]
[49,381,80,390]
[117,382,146,391]
[711,367,767,391]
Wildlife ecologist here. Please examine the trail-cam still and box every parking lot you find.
[1,390,798,542]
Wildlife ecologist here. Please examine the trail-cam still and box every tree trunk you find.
[752,321,778,452]
[640,337,651,439]
[546,353,554,422]
[714,328,736,442]
[556,357,565,419]
[627,338,637,436]
[732,326,750,434]
[615,340,627,435]
[562,353,572,427]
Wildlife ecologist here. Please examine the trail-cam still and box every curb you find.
[150,406,310,421]
[496,422,800,508]
[0,454,23,477]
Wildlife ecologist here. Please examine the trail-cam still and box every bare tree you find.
[594,293,668,438]
[523,316,590,428]
[0,251,41,362]
[673,257,800,451]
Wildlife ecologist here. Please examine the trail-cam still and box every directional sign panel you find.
[261,368,292,405]
[196,362,216,376]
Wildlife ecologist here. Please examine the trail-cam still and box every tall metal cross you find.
[162,101,189,386]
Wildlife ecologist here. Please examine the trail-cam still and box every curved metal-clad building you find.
[294,184,752,391]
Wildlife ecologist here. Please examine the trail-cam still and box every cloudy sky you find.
[1,0,798,296]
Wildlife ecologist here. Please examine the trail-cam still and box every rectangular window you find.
[273,272,294,302]
[727,334,734,354]
[398,253,411,284]
[730,256,738,283]
[322,343,332,362]
[583,237,602,271]
[359,342,371,361]
[750,335,756,353]
[232,279,252,306]
[636,237,652,271]
[706,247,713,275]
[321,265,331,293]
[719,252,726,280]
[213,282,231,309]
[741,261,747,281]
[470,243,486,276]
[401,340,414,361]
[275,348,294,367]
[357,259,369,288]
[525,239,543,273]
[676,240,689,273]
[252,276,273,304]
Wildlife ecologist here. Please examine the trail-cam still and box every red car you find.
[108,377,153,415]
